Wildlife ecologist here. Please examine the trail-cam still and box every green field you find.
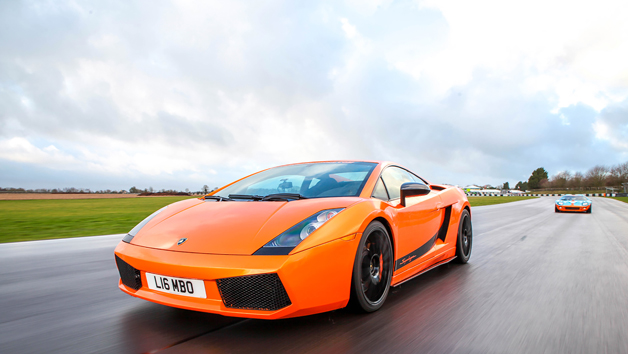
[611,197,628,204]
[0,195,540,243]
[0,196,193,243]
[468,196,538,207]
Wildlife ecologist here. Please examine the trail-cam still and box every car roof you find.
[275,160,386,166]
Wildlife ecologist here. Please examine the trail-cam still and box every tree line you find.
[0,187,129,194]
[514,161,628,191]
[1,185,220,195]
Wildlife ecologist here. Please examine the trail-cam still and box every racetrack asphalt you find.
[1,197,628,354]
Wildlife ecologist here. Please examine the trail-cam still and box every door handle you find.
[435,202,443,211]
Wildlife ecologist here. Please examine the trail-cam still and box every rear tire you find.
[349,221,393,313]
[454,209,472,264]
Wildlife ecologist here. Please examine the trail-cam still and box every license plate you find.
[146,272,207,298]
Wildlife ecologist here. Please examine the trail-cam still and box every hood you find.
[131,197,362,255]
[557,199,590,206]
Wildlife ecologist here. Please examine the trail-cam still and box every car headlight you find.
[582,202,589,206]
[556,201,562,205]
[122,206,168,243]
[253,208,344,255]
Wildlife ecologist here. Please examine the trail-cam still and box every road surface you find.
[1,197,628,353]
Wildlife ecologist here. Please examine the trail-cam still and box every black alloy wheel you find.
[454,209,472,264]
[349,221,393,313]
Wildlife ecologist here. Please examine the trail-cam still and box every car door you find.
[379,167,443,271]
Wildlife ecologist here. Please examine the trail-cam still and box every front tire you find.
[587,206,592,214]
[454,209,472,264]
[555,206,560,213]
[349,221,393,313]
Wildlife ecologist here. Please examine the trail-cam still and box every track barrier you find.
[465,193,619,197]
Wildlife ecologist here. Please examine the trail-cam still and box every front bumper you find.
[555,204,591,212]
[114,235,359,319]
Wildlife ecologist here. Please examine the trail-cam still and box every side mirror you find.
[400,182,431,207]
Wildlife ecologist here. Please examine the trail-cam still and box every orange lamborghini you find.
[114,161,472,319]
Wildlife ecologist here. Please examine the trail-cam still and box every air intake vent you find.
[216,273,291,311]
[115,255,142,290]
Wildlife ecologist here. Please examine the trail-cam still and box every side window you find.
[371,177,389,200]
[381,167,415,200]
[409,172,428,184]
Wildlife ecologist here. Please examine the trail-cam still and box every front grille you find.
[566,207,580,210]
[216,273,291,311]
[115,255,142,290]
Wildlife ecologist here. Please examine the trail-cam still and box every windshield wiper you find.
[261,193,309,201]
[204,195,233,201]
[228,194,264,201]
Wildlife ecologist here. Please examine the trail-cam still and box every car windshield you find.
[213,162,378,199]
[560,196,586,201]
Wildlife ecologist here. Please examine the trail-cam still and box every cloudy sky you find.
[2,0,628,191]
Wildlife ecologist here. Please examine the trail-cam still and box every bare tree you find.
[551,171,571,189]
[613,162,628,185]
[585,165,608,187]
[539,178,550,188]
[568,172,583,189]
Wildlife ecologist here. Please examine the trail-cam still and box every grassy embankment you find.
[1,195,539,243]
[0,196,192,243]
[468,196,537,207]
[611,197,628,204]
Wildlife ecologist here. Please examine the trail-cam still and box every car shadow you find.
[119,263,473,353]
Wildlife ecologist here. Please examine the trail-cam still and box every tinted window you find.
[381,167,416,200]
[372,177,389,200]
[560,196,588,201]
[214,162,377,199]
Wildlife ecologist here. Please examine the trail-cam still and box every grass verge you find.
[0,196,193,243]
[1,195,540,243]
[610,197,628,204]
[468,196,538,207]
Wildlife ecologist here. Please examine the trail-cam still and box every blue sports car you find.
[555,194,592,213]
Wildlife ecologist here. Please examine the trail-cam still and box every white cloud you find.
[0,138,77,167]
[340,18,358,39]
[411,0,628,108]
[0,0,627,190]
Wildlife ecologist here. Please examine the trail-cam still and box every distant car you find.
[555,194,592,213]
[114,161,472,319]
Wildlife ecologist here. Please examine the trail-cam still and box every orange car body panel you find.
[114,160,471,319]
[555,204,591,212]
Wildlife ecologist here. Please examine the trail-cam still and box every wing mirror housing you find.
[400,182,431,206]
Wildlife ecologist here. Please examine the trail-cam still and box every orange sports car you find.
[114,161,472,319]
